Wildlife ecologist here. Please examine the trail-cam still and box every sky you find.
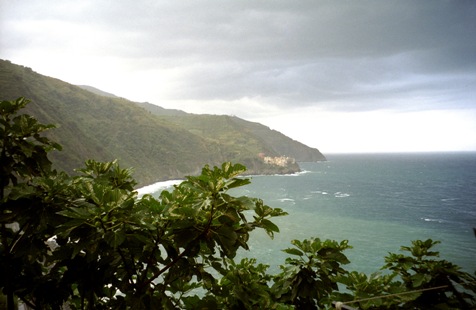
[1,1,476,154]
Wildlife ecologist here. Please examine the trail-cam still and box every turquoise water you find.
[230,152,476,275]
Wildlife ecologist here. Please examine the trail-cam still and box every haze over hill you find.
[0,59,325,185]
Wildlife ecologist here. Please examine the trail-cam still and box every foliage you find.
[334,239,476,309]
[0,97,64,310]
[382,239,476,309]
[273,238,352,309]
[1,97,475,309]
[0,97,61,185]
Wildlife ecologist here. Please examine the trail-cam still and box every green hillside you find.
[130,102,326,163]
[0,59,325,186]
[162,114,326,162]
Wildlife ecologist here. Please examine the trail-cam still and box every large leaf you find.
[104,230,126,249]
[282,248,304,257]
[260,218,280,238]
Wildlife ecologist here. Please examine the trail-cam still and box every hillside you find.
[76,85,118,98]
[169,114,326,162]
[0,59,325,185]
[137,102,326,163]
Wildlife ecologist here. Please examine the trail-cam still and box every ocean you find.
[144,152,476,275]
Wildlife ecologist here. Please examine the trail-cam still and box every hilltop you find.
[0,59,325,186]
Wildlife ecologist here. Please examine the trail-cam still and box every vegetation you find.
[0,59,324,186]
[1,97,475,309]
[142,105,326,163]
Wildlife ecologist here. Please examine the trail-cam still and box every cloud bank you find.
[1,0,475,152]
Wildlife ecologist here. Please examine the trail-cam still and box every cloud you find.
[83,0,475,112]
[1,0,476,152]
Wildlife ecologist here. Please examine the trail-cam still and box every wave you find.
[136,179,183,196]
[421,217,445,223]
[310,190,349,198]
[273,170,311,177]
[334,192,350,198]
[441,197,459,202]
[277,198,296,205]
[311,190,328,195]
[295,170,311,176]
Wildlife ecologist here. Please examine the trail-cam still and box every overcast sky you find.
[1,1,476,153]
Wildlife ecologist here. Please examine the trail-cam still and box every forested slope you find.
[0,59,325,185]
[139,102,326,162]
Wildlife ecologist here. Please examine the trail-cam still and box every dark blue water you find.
[233,152,476,275]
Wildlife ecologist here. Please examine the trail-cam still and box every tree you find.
[0,97,64,309]
[1,97,288,309]
[382,239,476,309]
[55,160,288,309]
[334,239,476,309]
[1,97,475,309]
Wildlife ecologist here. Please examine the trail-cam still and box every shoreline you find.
[134,161,325,196]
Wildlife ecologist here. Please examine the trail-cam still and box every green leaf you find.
[57,207,92,220]
[104,231,126,248]
[260,218,280,238]
[282,248,304,256]
[225,177,251,190]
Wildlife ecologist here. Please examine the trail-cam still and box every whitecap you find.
[278,198,296,205]
[311,190,328,195]
[334,192,350,198]
[421,218,444,223]
[441,198,459,202]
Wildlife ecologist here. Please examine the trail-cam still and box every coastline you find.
[134,161,324,196]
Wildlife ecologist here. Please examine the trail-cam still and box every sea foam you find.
[136,179,183,196]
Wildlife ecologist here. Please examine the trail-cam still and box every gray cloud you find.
[1,0,475,112]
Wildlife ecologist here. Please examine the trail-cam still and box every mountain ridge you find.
[0,59,325,186]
